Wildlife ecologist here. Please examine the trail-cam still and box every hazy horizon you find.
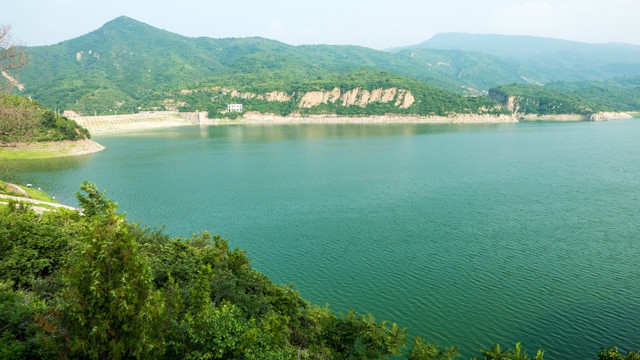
[3,0,640,50]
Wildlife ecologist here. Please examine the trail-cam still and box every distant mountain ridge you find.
[390,33,640,84]
[15,17,640,116]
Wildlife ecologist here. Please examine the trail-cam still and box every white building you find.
[227,104,243,112]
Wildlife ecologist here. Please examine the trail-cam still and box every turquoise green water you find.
[6,120,640,359]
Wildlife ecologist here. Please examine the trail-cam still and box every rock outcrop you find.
[298,87,415,109]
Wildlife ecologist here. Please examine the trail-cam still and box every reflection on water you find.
[99,122,510,144]
[5,153,95,174]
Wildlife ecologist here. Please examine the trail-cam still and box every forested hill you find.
[488,77,640,115]
[391,33,640,85]
[20,16,475,115]
[0,95,90,145]
[16,16,640,117]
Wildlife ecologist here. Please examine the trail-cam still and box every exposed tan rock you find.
[400,91,414,109]
[356,89,371,106]
[265,91,292,102]
[381,88,397,103]
[300,91,326,108]
[1,71,24,91]
[341,88,360,106]
[327,87,341,103]
[230,90,255,99]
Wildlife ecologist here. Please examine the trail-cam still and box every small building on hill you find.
[227,104,243,112]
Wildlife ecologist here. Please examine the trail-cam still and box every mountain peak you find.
[100,16,149,30]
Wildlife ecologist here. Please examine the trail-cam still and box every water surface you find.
[6,120,640,359]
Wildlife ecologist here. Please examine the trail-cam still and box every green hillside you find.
[392,33,640,85]
[0,95,90,145]
[20,16,470,115]
[546,77,640,111]
[173,70,508,118]
[489,77,640,115]
[16,17,640,117]
[391,48,534,92]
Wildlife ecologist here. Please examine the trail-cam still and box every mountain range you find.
[14,16,640,116]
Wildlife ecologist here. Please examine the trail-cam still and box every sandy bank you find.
[230,112,519,125]
[0,139,105,160]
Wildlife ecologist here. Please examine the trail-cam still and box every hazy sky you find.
[3,0,640,49]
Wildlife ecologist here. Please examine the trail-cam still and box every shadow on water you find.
[3,154,94,179]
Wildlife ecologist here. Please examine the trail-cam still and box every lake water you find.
[6,120,640,359]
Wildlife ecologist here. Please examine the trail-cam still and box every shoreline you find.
[3,111,631,161]
[518,112,634,122]
[209,112,519,125]
[0,139,105,160]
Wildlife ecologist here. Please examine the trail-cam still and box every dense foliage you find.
[175,70,508,118]
[19,17,464,115]
[0,95,90,145]
[489,78,640,115]
[17,17,640,116]
[393,33,640,86]
[546,77,640,111]
[488,84,606,115]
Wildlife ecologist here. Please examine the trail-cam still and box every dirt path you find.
[0,193,78,212]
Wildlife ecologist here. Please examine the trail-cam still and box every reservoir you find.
[6,119,640,359]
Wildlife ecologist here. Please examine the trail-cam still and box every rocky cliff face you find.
[299,87,414,109]
[194,86,416,109]
[487,89,517,112]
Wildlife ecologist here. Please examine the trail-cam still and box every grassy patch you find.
[0,140,104,159]
[0,197,57,211]
[18,185,56,202]
[0,179,56,203]
[628,111,640,118]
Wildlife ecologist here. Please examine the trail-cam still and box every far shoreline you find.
[219,112,519,125]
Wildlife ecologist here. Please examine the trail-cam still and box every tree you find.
[46,182,165,359]
[0,95,39,146]
[598,347,640,360]
[407,336,460,360]
[76,179,113,216]
[0,25,27,94]
[473,343,543,360]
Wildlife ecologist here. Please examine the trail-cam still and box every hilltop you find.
[13,17,640,119]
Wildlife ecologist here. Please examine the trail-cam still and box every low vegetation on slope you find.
[488,84,606,115]
[546,77,640,111]
[173,70,508,118]
[489,78,640,115]
[0,95,90,145]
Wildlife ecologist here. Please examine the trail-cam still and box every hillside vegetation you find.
[174,70,508,118]
[20,17,469,115]
[546,77,640,111]
[18,16,640,117]
[0,95,90,145]
[488,77,640,115]
[393,33,640,85]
